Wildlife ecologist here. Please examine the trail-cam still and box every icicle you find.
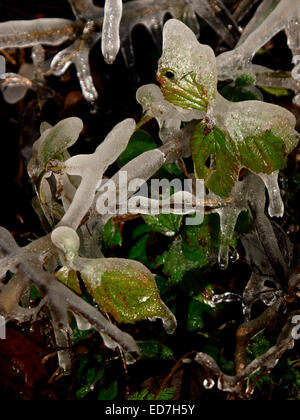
[258,171,284,218]
[102,0,123,64]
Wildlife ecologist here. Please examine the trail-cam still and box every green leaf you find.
[234,211,254,235]
[159,215,220,283]
[117,130,157,168]
[221,75,263,102]
[260,86,291,97]
[191,123,240,199]
[75,356,105,399]
[182,215,220,263]
[138,340,175,360]
[159,237,200,284]
[128,234,150,266]
[128,387,176,401]
[55,266,82,295]
[191,122,289,199]
[143,214,183,236]
[157,71,210,112]
[81,265,175,326]
[186,299,215,332]
[98,380,118,401]
[102,218,122,249]
[132,224,152,240]
[29,285,41,300]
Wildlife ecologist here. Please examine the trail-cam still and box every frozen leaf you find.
[136,84,203,142]
[157,19,217,112]
[221,75,263,102]
[52,227,176,333]
[82,265,175,328]
[28,117,83,182]
[55,266,82,295]
[143,214,183,237]
[192,99,299,199]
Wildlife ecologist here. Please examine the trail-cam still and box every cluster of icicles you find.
[0,0,300,105]
[0,0,239,104]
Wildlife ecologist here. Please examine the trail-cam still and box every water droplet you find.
[203,378,215,390]
[218,257,228,270]
[229,248,239,263]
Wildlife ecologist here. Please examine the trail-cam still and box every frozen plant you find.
[0,6,299,400]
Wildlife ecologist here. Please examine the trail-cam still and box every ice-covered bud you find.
[51,226,80,259]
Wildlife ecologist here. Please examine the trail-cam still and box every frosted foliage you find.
[217,95,298,154]
[102,0,123,64]
[217,0,300,83]
[157,19,218,110]
[51,227,176,333]
[59,119,136,230]
[136,84,203,142]
[28,117,83,182]
[0,227,140,372]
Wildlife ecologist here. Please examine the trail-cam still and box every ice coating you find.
[217,0,300,88]
[68,0,102,21]
[51,22,100,103]
[0,18,80,48]
[28,117,84,182]
[215,94,299,154]
[157,19,218,112]
[102,0,123,64]
[0,73,32,104]
[51,226,177,332]
[59,118,136,230]
[136,84,203,142]
[259,171,284,218]
[156,21,299,204]
[241,232,283,320]
[208,172,282,270]
[0,227,141,371]
[0,0,239,104]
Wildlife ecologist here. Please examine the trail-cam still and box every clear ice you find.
[102,0,123,64]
